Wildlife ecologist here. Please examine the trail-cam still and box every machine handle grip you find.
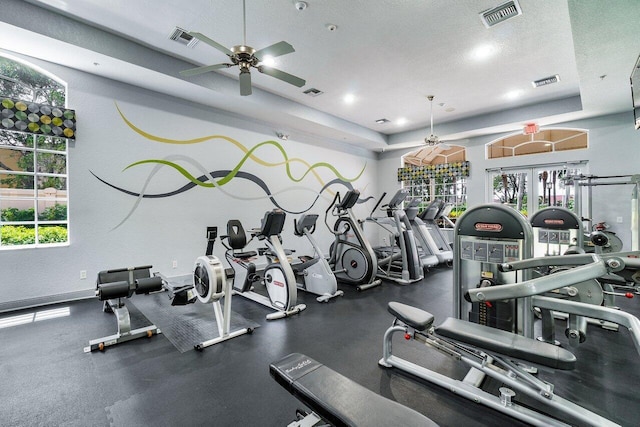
[467,260,609,303]
[498,254,598,272]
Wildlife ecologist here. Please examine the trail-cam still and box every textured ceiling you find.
[2,0,640,152]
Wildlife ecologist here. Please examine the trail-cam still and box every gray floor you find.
[1,266,639,426]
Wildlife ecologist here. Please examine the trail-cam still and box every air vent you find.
[480,0,522,28]
[303,88,324,97]
[532,74,560,88]
[168,27,199,48]
[375,118,390,124]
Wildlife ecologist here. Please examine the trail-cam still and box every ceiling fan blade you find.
[258,66,306,88]
[188,31,234,57]
[180,63,232,77]
[239,70,252,96]
[254,41,295,60]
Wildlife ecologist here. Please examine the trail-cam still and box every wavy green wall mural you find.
[92,103,370,227]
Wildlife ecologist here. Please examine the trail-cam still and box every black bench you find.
[270,352,438,427]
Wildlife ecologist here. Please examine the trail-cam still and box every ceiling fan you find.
[180,0,306,96]
[424,95,450,148]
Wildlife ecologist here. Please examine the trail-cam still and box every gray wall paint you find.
[0,56,379,305]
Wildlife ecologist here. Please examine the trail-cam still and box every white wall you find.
[0,57,378,306]
[379,112,640,249]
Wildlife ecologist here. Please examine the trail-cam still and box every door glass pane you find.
[491,171,528,216]
[535,168,573,211]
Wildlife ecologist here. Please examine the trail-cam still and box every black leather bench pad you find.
[270,353,438,427]
[435,317,577,370]
[388,301,435,331]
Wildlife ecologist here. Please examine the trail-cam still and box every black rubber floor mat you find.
[130,291,259,353]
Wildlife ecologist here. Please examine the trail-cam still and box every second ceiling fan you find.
[180,0,306,96]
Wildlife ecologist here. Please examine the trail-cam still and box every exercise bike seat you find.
[270,353,438,427]
[226,219,257,258]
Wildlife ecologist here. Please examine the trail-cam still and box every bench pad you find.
[435,317,576,370]
[388,301,435,331]
[270,353,438,427]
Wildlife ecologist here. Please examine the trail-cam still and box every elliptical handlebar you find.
[294,214,318,236]
[368,192,387,218]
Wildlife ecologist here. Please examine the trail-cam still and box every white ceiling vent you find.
[480,0,522,28]
[532,74,561,88]
[303,88,324,97]
[168,27,199,48]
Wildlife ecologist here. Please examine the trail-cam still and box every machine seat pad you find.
[270,353,438,427]
[388,302,435,331]
[435,317,576,370]
[232,250,257,259]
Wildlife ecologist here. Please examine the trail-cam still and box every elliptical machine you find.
[366,189,423,284]
[292,214,344,302]
[404,198,440,269]
[325,190,381,291]
[222,209,306,320]
[406,198,453,267]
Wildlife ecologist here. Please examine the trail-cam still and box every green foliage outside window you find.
[1,56,69,248]
[0,224,67,245]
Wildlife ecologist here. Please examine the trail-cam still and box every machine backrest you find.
[227,219,248,250]
[294,214,318,236]
[338,190,360,210]
[260,209,286,237]
[97,266,150,285]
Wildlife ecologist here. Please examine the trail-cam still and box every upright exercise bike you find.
[292,214,344,302]
[223,209,306,320]
[325,190,381,291]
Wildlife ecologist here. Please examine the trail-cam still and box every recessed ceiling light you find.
[343,93,355,104]
[504,89,522,100]
[471,44,496,61]
[396,117,408,125]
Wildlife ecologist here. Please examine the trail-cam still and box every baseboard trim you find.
[0,289,96,313]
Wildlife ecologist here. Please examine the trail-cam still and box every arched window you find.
[400,144,468,221]
[486,128,587,159]
[0,55,69,248]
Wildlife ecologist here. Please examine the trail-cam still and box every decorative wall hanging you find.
[397,161,470,182]
[1,96,76,139]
